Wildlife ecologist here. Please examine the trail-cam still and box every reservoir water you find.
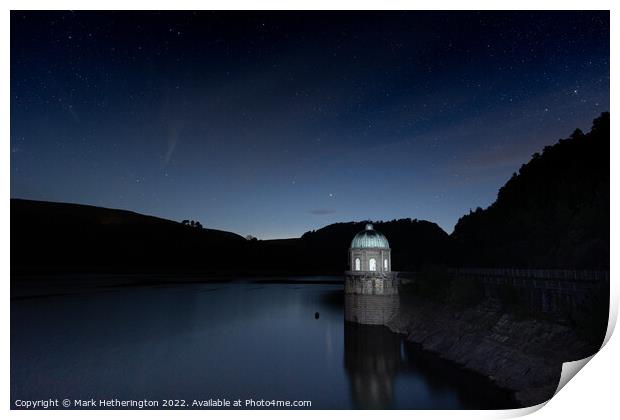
[11,278,515,409]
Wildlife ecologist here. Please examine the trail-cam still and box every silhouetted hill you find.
[244,219,451,274]
[451,112,609,269]
[11,199,246,274]
[300,220,451,271]
[11,199,451,275]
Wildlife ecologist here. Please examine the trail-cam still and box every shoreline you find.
[10,273,345,300]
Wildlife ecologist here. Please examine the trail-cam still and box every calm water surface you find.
[11,278,514,409]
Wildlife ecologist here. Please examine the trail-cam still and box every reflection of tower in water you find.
[343,322,401,409]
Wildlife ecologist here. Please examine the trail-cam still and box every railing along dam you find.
[399,268,609,314]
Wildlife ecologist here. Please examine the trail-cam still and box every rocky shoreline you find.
[385,294,600,407]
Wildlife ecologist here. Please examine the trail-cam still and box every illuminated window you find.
[384,259,388,270]
[355,258,361,271]
[369,258,376,271]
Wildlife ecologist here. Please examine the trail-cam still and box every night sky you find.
[11,11,609,239]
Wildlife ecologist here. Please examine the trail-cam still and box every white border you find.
[4,2,616,420]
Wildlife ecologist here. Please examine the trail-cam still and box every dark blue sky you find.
[11,11,609,239]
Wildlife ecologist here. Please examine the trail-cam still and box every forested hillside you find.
[451,112,609,269]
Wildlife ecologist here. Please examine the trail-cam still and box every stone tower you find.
[345,224,399,325]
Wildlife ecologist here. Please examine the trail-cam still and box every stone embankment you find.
[386,295,599,407]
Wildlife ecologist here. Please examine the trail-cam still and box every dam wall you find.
[386,268,608,406]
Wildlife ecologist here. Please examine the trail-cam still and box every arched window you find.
[384,259,388,270]
[369,258,376,271]
[354,258,361,271]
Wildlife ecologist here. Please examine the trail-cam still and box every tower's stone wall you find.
[345,272,399,325]
[345,271,399,295]
[344,293,399,325]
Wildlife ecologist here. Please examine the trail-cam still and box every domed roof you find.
[350,224,390,249]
